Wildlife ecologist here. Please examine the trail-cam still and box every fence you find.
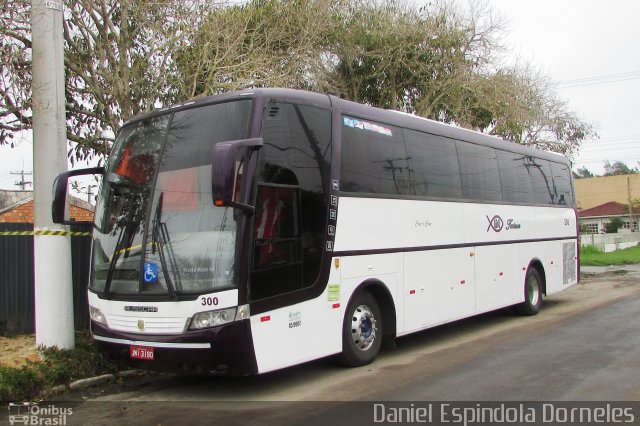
[579,232,640,253]
[0,222,91,334]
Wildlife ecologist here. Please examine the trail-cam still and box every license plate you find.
[130,345,154,360]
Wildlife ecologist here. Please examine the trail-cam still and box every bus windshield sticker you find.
[343,117,393,136]
[143,262,159,283]
[327,284,340,302]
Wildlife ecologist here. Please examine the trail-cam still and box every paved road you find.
[9,273,638,425]
[375,292,640,401]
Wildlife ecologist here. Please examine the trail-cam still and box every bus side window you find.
[251,184,303,300]
[253,185,300,267]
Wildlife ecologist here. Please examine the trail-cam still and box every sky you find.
[1,0,639,190]
[488,0,640,175]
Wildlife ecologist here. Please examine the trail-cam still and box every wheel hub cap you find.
[350,304,377,351]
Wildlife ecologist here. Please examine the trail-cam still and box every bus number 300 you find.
[201,297,219,306]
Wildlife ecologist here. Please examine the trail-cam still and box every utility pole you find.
[10,170,33,190]
[628,176,636,232]
[31,0,75,349]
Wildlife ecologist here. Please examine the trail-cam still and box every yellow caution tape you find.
[0,230,91,237]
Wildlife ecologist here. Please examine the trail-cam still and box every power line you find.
[574,158,640,164]
[554,70,640,89]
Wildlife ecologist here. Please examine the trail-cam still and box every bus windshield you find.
[90,100,252,297]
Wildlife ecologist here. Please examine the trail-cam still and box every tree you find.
[603,160,639,176]
[326,0,595,156]
[604,217,623,234]
[2,0,596,162]
[573,166,595,179]
[0,0,31,148]
[0,0,205,163]
[174,0,339,98]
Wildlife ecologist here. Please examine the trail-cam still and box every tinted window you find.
[496,150,534,203]
[550,161,574,206]
[341,116,408,195]
[529,158,555,204]
[252,103,331,300]
[404,129,462,198]
[456,141,502,202]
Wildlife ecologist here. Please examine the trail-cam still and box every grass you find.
[0,332,125,402]
[580,244,640,266]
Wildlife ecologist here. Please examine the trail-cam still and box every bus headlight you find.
[90,306,107,326]
[190,308,237,330]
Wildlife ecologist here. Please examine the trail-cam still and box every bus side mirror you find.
[211,138,263,214]
[52,167,105,225]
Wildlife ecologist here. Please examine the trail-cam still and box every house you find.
[0,189,94,223]
[574,174,640,211]
[577,201,637,234]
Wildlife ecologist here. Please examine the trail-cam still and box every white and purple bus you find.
[53,88,579,375]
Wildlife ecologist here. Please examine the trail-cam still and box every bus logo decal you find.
[487,215,504,232]
[125,306,158,313]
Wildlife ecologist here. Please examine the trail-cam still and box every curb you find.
[69,374,115,390]
[65,370,145,391]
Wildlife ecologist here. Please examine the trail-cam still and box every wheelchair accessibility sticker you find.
[143,262,159,283]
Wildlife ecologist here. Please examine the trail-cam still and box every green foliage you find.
[176,0,595,155]
[604,217,624,233]
[574,166,596,179]
[0,333,123,402]
[36,335,117,384]
[603,160,639,176]
[580,245,640,266]
[2,0,596,161]
[578,223,592,234]
[0,366,39,401]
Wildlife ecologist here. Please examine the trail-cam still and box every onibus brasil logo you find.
[8,402,72,425]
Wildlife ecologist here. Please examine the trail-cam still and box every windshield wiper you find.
[152,192,181,298]
[103,203,136,299]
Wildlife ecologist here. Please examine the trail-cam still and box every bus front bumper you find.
[91,319,258,376]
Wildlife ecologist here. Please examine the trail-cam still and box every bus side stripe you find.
[333,236,577,257]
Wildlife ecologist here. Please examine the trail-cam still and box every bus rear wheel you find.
[338,291,382,367]
[515,267,543,316]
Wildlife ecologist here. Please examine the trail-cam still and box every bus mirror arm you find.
[211,138,263,214]
[52,166,105,225]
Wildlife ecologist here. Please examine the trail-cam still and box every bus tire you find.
[515,267,543,316]
[338,291,382,367]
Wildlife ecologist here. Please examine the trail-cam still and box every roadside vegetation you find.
[0,332,123,402]
[579,245,640,266]
[1,0,594,165]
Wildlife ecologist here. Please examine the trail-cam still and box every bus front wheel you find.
[338,291,382,367]
[515,267,543,316]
